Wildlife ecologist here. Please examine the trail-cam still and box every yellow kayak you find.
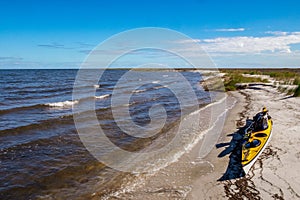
[242,118,273,174]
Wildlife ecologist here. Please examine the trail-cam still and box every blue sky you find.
[1,0,300,68]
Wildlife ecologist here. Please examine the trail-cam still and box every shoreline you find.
[107,83,300,199]
[101,92,236,199]
[188,90,247,199]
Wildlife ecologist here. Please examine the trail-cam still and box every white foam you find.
[190,95,227,116]
[133,88,148,93]
[94,94,110,99]
[93,84,100,88]
[46,100,78,107]
[135,93,232,174]
[154,85,168,90]
[133,85,168,93]
[152,93,236,172]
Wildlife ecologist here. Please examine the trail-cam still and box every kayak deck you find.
[242,118,273,174]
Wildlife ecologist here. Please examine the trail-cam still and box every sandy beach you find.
[106,82,300,200]
[189,83,300,199]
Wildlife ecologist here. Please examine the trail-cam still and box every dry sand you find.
[189,84,300,199]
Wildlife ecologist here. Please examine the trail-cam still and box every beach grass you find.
[293,85,300,97]
[220,69,300,95]
[221,71,269,91]
[223,69,300,82]
[293,77,300,85]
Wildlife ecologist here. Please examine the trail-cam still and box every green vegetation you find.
[277,85,300,96]
[289,78,300,97]
[263,71,297,79]
[220,69,300,96]
[287,88,295,96]
[277,86,285,93]
[293,77,300,85]
[223,71,269,91]
[221,69,300,83]
[294,85,300,97]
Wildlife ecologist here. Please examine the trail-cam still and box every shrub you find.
[293,85,300,97]
[293,77,300,85]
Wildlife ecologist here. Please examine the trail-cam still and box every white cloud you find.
[171,32,300,67]
[215,28,245,32]
[265,31,288,36]
[175,39,202,44]
[200,32,300,54]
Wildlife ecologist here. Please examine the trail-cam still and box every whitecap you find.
[154,85,168,90]
[95,94,110,99]
[45,100,78,107]
[133,89,148,93]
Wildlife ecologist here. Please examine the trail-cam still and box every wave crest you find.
[45,100,78,107]
[95,94,110,99]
